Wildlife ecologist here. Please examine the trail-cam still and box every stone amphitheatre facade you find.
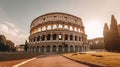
[28,12,90,53]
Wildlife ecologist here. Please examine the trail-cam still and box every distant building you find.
[88,37,104,49]
[16,44,25,52]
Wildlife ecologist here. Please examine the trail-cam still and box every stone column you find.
[56,46,58,53]
[35,36,37,42]
[62,46,64,52]
[50,46,52,52]
[68,34,70,41]
[51,25,53,30]
[34,47,36,52]
[45,34,47,41]
[73,46,75,52]
[44,46,46,52]
[62,33,64,41]
[68,46,70,52]
[77,36,79,42]
[50,33,52,41]
[39,47,41,52]
[57,34,59,42]
[73,34,75,41]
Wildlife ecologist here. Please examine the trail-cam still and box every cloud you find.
[0,21,28,45]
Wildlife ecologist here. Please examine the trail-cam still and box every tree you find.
[104,15,120,52]
[0,35,6,51]
[103,23,111,51]
[24,40,28,52]
[6,40,15,51]
[0,35,15,51]
[110,15,120,51]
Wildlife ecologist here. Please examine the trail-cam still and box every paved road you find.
[20,55,89,67]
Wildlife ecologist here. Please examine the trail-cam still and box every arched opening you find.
[41,35,45,41]
[58,24,63,28]
[32,47,34,52]
[70,35,73,40]
[79,46,82,52]
[36,46,39,52]
[75,35,77,41]
[75,46,78,52]
[37,36,40,41]
[42,26,46,31]
[41,46,45,52]
[70,45,74,52]
[64,34,68,40]
[34,37,36,42]
[58,45,62,52]
[79,36,81,41]
[53,34,57,40]
[33,47,36,52]
[47,34,51,40]
[52,45,56,52]
[64,25,68,29]
[47,25,51,30]
[64,45,68,52]
[46,46,50,52]
[58,34,62,40]
[53,24,57,29]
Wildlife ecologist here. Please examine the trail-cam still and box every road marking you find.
[12,57,37,67]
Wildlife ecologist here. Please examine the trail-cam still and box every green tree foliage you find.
[103,15,120,51]
[0,35,15,51]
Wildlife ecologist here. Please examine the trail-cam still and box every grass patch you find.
[63,52,120,67]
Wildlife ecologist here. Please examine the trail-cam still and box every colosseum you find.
[28,12,90,53]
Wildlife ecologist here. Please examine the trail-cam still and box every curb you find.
[61,55,107,67]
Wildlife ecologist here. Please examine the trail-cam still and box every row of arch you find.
[29,34,82,42]
[27,45,86,52]
[31,14,82,29]
[31,24,84,35]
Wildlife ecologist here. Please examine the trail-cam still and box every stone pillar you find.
[62,33,64,41]
[68,34,70,41]
[39,47,41,52]
[73,46,75,52]
[40,35,41,42]
[50,33,52,41]
[35,36,37,42]
[73,35,75,42]
[50,46,52,52]
[68,46,70,52]
[46,26,47,30]
[62,46,64,52]
[44,46,46,52]
[51,25,53,30]
[56,46,58,52]
[45,34,47,41]
[57,34,59,41]
[34,47,36,52]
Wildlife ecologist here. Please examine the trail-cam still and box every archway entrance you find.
[64,45,68,52]
[70,45,74,52]
[79,46,82,52]
[58,45,62,52]
[41,46,45,52]
[75,46,78,52]
[46,46,50,52]
[52,45,56,52]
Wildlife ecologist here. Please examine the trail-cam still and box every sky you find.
[0,0,120,45]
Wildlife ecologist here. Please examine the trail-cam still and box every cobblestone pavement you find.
[19,54,89,67]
